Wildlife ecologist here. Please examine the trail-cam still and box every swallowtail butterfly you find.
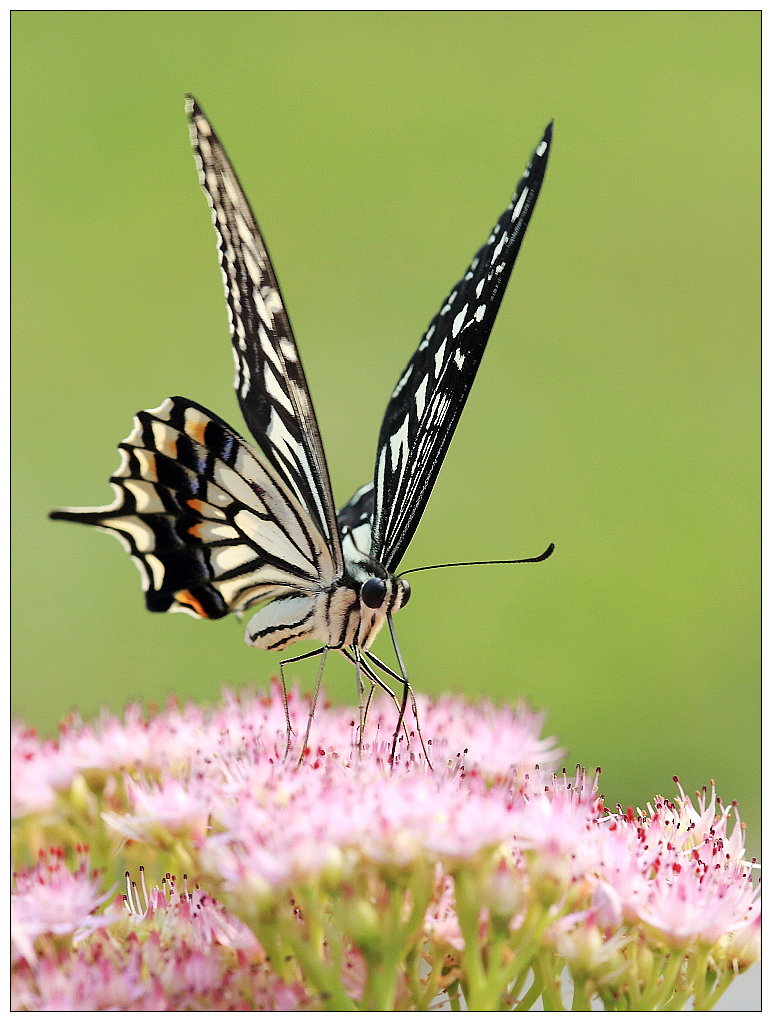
[51,97,553,759]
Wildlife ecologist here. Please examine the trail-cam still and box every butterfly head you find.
[360,574,411,611]
[330,552,411,653]
[354,573,410,652]
[346,549,411,613]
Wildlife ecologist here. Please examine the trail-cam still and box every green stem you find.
[280,891,356,1009]
[252,916,295,985]
[514,971,545,1011]
[414,943,445,1010]
[289,936,356,1010]
[360,878,431,1010]
[570,976,593,1010]
[699,968,735,1011]
[536,951,566,1011]
[447,978,463,1010]
[452,871,488,1009]
[633,947,685,1011]
[404,945,425,1009]
[498,903,553,992]
[508,959,534,1004]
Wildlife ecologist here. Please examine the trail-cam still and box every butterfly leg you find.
[353,647,368,754]
[340,647,397,701]
[384,614,432,769]
[301,646,330,765]
[363,647,431,770]
[278,645,328,761]
[340,647,399,753]
[361,649,419,756]
[361,680,377,746]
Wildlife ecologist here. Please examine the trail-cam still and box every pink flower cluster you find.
[527,774,760,974]
[11,686,557,818]
[12,852,308,1010]
[11,685,759,1009]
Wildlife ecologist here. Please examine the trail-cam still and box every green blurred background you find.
[13,14,759,851]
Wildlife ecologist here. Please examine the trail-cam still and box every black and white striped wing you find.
[186,96,344,575]
[50,398,336,619]
[369,123,553,572]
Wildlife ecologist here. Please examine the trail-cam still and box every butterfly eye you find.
[361,577,387,609]
[399,579,411,608]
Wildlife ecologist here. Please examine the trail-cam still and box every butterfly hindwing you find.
[370,123,553,572]
[50,397,335,619]
[186,96,343,573]
[337,482,375,571]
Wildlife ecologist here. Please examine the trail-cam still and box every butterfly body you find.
[51,98,552,747]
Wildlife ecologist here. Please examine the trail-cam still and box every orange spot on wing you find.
[175,589,209,618]
[186,413,208,447]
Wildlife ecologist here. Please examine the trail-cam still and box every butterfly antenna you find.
[398,542,555,578]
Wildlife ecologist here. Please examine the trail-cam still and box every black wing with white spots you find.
[369,123,552,572]
[187,96,343,574]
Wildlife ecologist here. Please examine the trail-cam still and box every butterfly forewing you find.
[186,96,343,574]
[370,123,552,572]
[50,397,336,619]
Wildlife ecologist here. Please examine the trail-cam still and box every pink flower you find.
[11,859,302,1009]
[636,863,759,948]
[11,848,121,965]
[124,867,261,955]
[12,935,165,1011]
[724,898,761,969]
[105,774,212,843]
[424,867,465,951]
[11,727,72,817]
[509,767,605,899]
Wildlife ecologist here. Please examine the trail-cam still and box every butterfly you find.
[51,96,553,761]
